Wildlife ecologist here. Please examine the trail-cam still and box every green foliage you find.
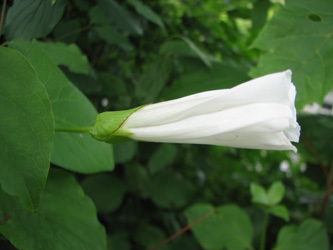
[128,0,165,28]
[1,0,332,249]
[0,47,54,211]
[0,169,106,250]
[273,219,329,250]
[149,172,194,209]
[250,0,333,109]
[162,62,250,100]
[10,40,114,174]
[4,0,65,40]
[33,41,91,74]
[81,174,127,214]
[148,144,177,174]
[185,204,253,250]
[97,0,143,36]
[251,181,289,221]
[298,115,333,166]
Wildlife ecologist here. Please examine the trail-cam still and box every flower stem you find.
[260,209,269,250]
[55,127,93,133]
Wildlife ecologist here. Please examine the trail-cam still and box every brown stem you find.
[320,160,333,219]
[55,23,92,42]
[148,208,216,250]
[0,0,7,38]
[301,133,328,178]
[308,184,333,218]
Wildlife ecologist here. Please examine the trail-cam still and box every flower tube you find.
[90,70,300,152]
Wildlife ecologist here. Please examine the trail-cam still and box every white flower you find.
[91,70,300,152]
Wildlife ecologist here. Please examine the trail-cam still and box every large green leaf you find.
[10,40,114,174]
[273,219,329,250]
[0,169,107,250]
[4,0,66,40]
[250,0,333,109]
[33,41,91,74]
[185,203,253,250]
[161,62,250,100]
[0,47,54,211]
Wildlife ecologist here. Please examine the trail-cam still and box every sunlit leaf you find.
[0,169,107,250]
[250,0,333,109]
[10,40,114,174]
[0,47,54,211]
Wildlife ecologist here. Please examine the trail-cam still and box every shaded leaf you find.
[114,141,137,164]
[107,231,131,250]
[298,115,333,166]
[148,144,177,174]
[81,174,127,214]
[185,203,253,250]
[134,224,170,250]
[53,19,81,43]
[94,26,133,51]
[251,0,271,29]
[161,62,250,100]
[0,47,54,211]
[4,0,65,40]
[125,164,150,198]
[149,173,194,209]
[250,0,333,109]
[10,40,114,174]
[181,37,213,68]
[273,219,329,250]
[128,0,165,28]
[89,5,110,25]
[97,0,143,36]
[135,56,172,103]
[0,169,107,250]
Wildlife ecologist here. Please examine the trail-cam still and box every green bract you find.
[90,106,144,143]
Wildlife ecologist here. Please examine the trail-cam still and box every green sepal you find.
[90,106,144,143]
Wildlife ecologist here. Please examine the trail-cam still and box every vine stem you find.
[260,209,269,250]
[0,0,7,37]
[55,127,93,133]
[148,208,216,250]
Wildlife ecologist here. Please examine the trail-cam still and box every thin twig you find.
[55,23,92,42]
[301,133,328,178]
[0,0,7,38]
[320,160,333,219]
[308,185,333,218]
[148,208,216,250]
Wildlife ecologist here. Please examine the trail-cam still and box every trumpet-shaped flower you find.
[90,70,300,152]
